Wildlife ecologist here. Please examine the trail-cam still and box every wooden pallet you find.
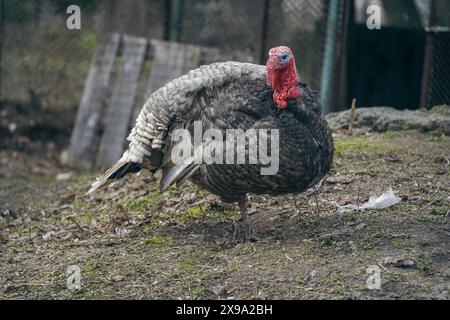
[68,34,253,168]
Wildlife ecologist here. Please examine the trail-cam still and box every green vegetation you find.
[143,236,173,246]
[121,192,162,212]
[334,135,394,157]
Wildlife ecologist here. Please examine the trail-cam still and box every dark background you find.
[0,0,449,150]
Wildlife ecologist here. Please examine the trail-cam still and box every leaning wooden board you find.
[69,35,254,168]
[129,41,203,124]
[68,34,120,167]
[96,35,148,167]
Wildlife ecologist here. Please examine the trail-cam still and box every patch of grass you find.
[381,131,397,139]
[391,238,409,248]
[226,266,239,274]
[387,203,414,214]
[191,287,207,300]
[121,192,161,212]
[82,260,101,274]
[353,283,372,293]
[208,203,237,217]
[419,240,434,248]
[415,256,434,277]
[341,211,359,222]
[71,174,96,194]
[143,236,173,246]
[426,129,445,140]
[187,185,209,198]
[335,139,371,156]
[417,215,440,223]
[142,221,161,234]
[73,199,89,210]
[163,185,181,196]
[326,275,341,286]
[390,272,408,282]
[178,256,203,274]
[320,236,337,247]
[240,243,256,255]
[177,204,209,223]
[334,136,393,157]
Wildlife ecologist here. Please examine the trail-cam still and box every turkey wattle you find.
[88,46,334,224]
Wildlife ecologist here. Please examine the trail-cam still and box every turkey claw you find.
[232,219,256,243]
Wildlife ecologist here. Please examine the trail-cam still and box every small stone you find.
[113,275,125,282]
[356,223,367,230]
[395,259,416,269]
[381,257,417,269]
[8,123,17,133]
[326,175,353,184]
[304,271,317,284]
[56,172,72,181]
[42,231,55,242]
[211,285,226,296]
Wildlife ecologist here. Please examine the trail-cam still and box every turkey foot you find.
[232,198,256,242]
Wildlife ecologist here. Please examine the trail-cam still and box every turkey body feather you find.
[88,61,334,207]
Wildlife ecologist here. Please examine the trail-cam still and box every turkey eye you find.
[280,54,289,61]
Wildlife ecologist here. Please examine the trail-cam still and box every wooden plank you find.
[131,40,201,124]
[185,44,201,71]
[199,46,223,65]
[96,35,148,167]
[68,33,120,167]
[130,41,250,125]
[145,40,188,96]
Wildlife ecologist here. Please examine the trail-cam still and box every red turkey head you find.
[266,46,301,109]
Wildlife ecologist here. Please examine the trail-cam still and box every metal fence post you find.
[259,0,270,64]
[420,0,436,108]
[0,0,4,100]
[320,0,341,114]
[169,0,183,42]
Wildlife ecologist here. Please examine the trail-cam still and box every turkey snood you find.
[266,46,302,109]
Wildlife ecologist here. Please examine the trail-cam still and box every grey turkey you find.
[88,46,334,228]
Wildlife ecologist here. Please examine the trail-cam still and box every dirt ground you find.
[0,129,449,300]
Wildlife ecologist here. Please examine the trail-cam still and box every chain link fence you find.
[1,1,102,110]
[0,0,167,111]
[4,0,448,114]
[422,0,450,107]
[1,0,342,113]
[178,0,334,93]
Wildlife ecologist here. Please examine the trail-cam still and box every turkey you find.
[88,46,334,230]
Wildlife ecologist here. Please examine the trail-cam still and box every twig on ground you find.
[418,185,442,211]
[442,154,450,166]
[378,263,390,273]
[67,216,87,235]
[348,98,357,135]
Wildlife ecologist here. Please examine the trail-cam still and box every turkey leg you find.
[238,197,248,222]
[233,196,255,241]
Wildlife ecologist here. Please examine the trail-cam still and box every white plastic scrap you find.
[336,188,402,213]
[360,188,402,210]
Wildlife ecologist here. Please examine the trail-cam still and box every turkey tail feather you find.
[87,161,141,196]
[160,157,200,192]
